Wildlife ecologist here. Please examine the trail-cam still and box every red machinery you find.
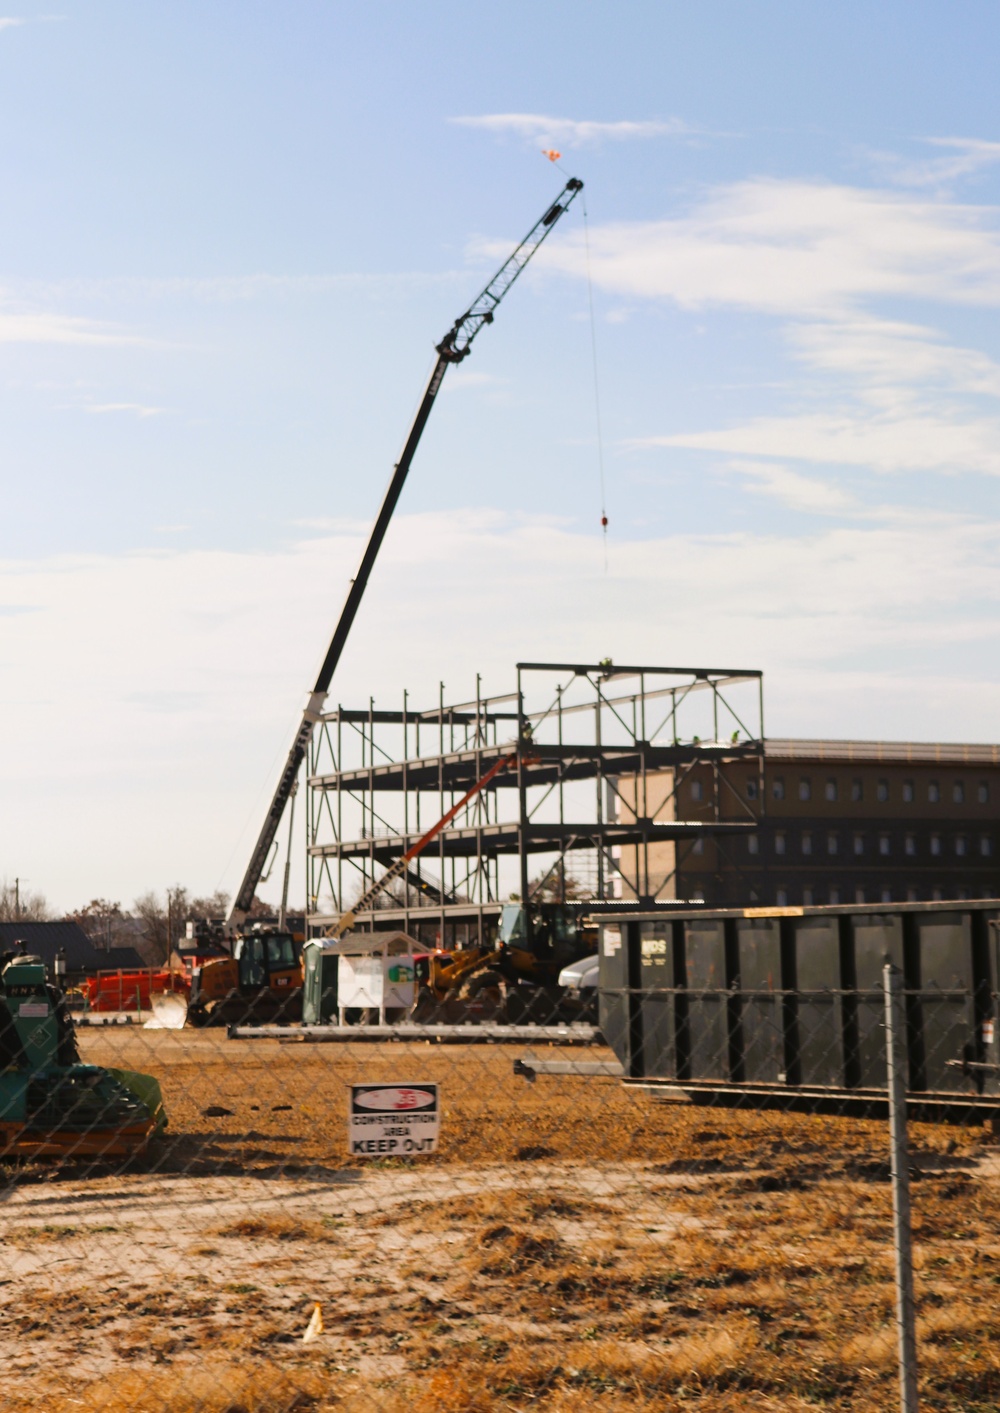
[77,968,189,1013]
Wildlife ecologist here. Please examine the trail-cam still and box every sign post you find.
[348,1083,440,1157]
[883,963,919,1413]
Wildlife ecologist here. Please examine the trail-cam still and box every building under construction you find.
[305,661,765,944]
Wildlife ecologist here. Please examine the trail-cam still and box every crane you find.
[227,177,583,931]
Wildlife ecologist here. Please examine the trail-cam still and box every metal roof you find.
[100,946,148,971]
[764,739,1000,766]
[0,921,103,971]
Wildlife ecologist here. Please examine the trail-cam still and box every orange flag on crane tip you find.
[542,148,561,162]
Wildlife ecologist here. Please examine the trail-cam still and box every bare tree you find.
[528,861,593,903]
[0,876,51,921]
[0,878,52,922]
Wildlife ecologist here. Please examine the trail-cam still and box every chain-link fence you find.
[1,904,998,1412]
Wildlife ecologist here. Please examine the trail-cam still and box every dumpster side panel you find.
[684,921,727,1080]
[919,915,974,1093]
[639,923,675,1079]
[737,919,783,1084]
[851,915,903,1088]
[794,919,843,1087]
[598,923,630,1071]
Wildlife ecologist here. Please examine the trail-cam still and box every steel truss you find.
[306,662,765,945]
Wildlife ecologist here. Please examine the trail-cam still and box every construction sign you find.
[348,1083,440,1157]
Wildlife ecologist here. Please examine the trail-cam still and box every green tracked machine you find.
[0,952,164,1159]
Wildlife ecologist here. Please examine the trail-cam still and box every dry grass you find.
[215,1215,339,1244]
[21,1362,334,1413]
[53,1027,990,1178]
[0,1030,997,1412]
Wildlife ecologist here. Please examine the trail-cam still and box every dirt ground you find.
[0,1028,998,1411]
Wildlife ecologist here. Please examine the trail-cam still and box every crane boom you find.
[228,177,583,927]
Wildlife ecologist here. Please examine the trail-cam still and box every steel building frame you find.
[305,662,765,943]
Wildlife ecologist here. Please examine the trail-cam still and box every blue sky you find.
[4,3,1000,909]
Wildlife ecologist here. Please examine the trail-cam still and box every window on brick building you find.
[691,780,703,802]
[905,834,915,856]
[978,782,990,804]
[877,779,889,802]
[930,834,941,856]
[747,778,758,800]
[855,887,865,904]
[802,831,813,855]
[851,779,863,802]
[748,834,759,856]
[799,778,811,802]
[803,888,814,906]
[772,777,785,800]
[981,836,992,858]
[881,888,892,903]
[825,779,837,802]
[829,887,840,904]
[827,832,838,855]
[776,888,788,906]
[902,781,914,803]
[953,781,966,804]
[955,835,967,857]
[853,833,864,856]
[929,781,940,803]
[775,832,786,856]
[879,834,890,856]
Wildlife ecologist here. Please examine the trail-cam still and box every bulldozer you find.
[411,902,597,1024]
[185,925,304,1027]
[0,951,164,1158]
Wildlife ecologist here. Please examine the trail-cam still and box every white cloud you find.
[789,317,1000,400]
[451,113,690,146]
[725,460,856,513]
[528,175,1000,485]
[440,368,505,395]
[635,317,1000,477]
[85,402,165,417]
[18,271,465,305]
[642,407,1000,475]
[0,310,144,345]
[0,18,25,31]
[2,507,1000,908]
[881,137,1000,190]
[535,178,1000,315]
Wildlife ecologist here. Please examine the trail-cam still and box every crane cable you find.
[581,192,609,571]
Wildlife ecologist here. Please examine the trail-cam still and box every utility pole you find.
[14,878,20,921]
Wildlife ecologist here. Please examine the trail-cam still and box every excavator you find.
[186,175,585,1027]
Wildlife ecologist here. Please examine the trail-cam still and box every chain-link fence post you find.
[883,961,919,1413]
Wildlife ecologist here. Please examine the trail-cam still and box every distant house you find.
[0,920,104,976]
[101,946,148,971]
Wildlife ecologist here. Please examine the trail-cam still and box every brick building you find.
[615,739,1000,908]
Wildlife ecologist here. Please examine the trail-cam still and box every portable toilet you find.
[302,932,419,1025]
[301,940,340,1024]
